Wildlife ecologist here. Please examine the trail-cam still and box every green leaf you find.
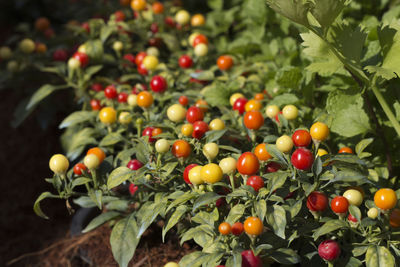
[193,192,221,212]
[349,205,362,222]
[180,251,208,267]
[355,138,373,158]
[205,129,227,143]
[207,0,223,10]
[225,204,245,225]
[82,39,104,61]
[345,257,363,267]
[192,211,215,227]
[71,177,92,188]
[266,144,288,165]
[267,172,288,193]
[266,205,286,239]
[107,167,133,190]
[270,248,300,265]
[33,192,60,219]
[225,251,242,267]
[268,93,299,106]
[59,111,96,129]
[313,219,348,240]
[255,199,267,222]
[162,205,187,241]
[266,0,312,28]
[365,245,395,267]
[376,22,400,80]
[110,214,139,267]
[89,189,103,209]
[137,202,165,237]
[26,84,69,110]
[276,66,302,89]
[100,132,124,146]
[82,211,120,233]
[311,0,347,29]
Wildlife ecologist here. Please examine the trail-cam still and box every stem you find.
[229,174,235,191]
[91,169,98,189]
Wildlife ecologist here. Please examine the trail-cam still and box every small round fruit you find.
[186,106,204,123]
[219,157,236,174]
[246,176,264,192]
[0,46,12,60]
[150,75,167,93]
[317,149,328,157]
[188,165,203,185]
[129,183,138,196]
[245,100,262,112]
[192,121,209,139]
[175,10,190,25]
[178,55,193,69]
[73,163,87,175]
[104,85,117,99]
[99,107,117,124]
[87,147,106,163]
[230,93,245,106]
[131,0,146,11]
[266,162,281,173]
[292,130,312,147]
[265,105,280,118]
[307,191,328,212]
[237,152,259,176]
[152,2,164,14]
[127,94,137,106]
[194,43,208,57]
[276,135,293,153]
[195,99,208,113]
[7,61,19,72]
[113,41,123,52]
[348,213,358,223]
[142,55,158,70]
[155,139,170,153]
[209,118,225,131]
[343,189,363,206]
[142,127,155,143]
[241,250,262,267]
[188,32,200,46]
[119,111,132,125]
[367,207,379,219]
[331,196,349,214]
[310,122,329,142]
[164,262,179,267]
[137,91,153,108]
[244,111,264,130]
[291,148,314,170]
[84,154,100,169]
[389,209,400,228]
[146,46,159,57]
[35,17,50,31]
[19,38,35,54]
[217,55,233,71]
[118,93,128,103]
[135,51,147,65]
[181,124,193,137]
[233,98,248,115]
[318,240,341,262]
[191,14,205,27]
[282,105,298,120]
[127,159,143,170]
[172,140,191,158]
[218,222,231,235]
[68,58,80,69]
[49,154,69,174]
[254,143,271,161]
[167,104,186,122]
[179,95,189,106]
[374,188,398,210]
[201,163,223,184]
[339,147,353,154]
[254,93,264,101]
[193,35,208,47]
[231,222,244,236]
[183,164,198,184]
[72,52,89,67]
[244,217,263,236]
[203,143,219,160]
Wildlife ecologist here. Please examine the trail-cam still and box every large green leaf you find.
[266,205,286,239]
[365,245,395,267]
[26,84,69,110]
[313,219,348,240]
[266,0,312,28]
[269,248,300,265]
[162,205,187,241]
[107,167,133,190]
[110,214,139,267]
[193,192,221,211]
[82,211,120,233]
[33,192,60,219]
[59,111,96,129]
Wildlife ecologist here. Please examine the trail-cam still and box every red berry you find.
[291,148,314,170]
[118,92,128,103]
[233,98,248,115]
[90,99,102,111]
[331,196,349,214]
[318,240,341,262]
[165,17,176,27]
[292,129,312,147]
[52,49,68,61]
[183,164,198,184]
[115,10,126,21]
[104,85,117,99]
[179,95,189,106]
[192,121,209,139]
[72,52,89,67]
[246,176,264,192]
[123,53,136,65]
[81,22,90,33]
[142,126,156,143]
[73,163,87,175]
[241,250,262,267]
[150,75,167,93]
[307,191,328,212]
[129,183,138,196]
[137,63,148,75]
[186,106,204,123]
[179,55,193,69]
[91,83,103,92]
[135,52,147,65]
[265,162,281,173]
[348,213,358,223]
[150,23,159,34]
[127,159,143,170]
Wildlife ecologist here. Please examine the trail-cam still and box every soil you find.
[0,88,194,266]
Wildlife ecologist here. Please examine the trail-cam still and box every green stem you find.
[91,169,98,189]
[229,174,235,191]
[371,85,400,137]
